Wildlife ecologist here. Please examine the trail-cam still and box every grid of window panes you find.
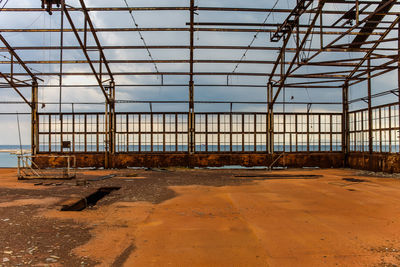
[349,110,369,152]
[39,112,345,153]
[194,113,268,152]
[349,103,400,153]
[38,113,106,153]
[274,113,342,152]
[119,113,188,152]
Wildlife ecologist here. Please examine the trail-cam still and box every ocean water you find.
[0,145,30,168]
[0,153,19,168]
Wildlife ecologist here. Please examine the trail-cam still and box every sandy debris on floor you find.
[0,168,400,266]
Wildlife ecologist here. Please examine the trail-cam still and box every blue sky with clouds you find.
[0,0,398,144]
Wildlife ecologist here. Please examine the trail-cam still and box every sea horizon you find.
[0,144,398,168]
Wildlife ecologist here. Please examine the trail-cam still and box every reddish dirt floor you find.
[1,167,400,266]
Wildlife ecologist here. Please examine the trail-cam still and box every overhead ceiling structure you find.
[0,0,399,171]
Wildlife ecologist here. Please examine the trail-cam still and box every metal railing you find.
[17,155,76,179]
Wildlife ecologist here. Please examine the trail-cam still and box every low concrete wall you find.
[347,153,400,173]
[33,152,400,173]
[35,152,345,169]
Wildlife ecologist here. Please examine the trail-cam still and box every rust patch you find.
[35,152,345,169]
[348,153,400,173]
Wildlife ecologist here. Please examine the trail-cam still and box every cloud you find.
[0,0,398,144]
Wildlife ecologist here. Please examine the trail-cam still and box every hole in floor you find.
[342,178,366,183]
[61,187,121,211]
[234,174,322,179]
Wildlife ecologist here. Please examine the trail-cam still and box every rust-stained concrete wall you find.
[35,152,345,169]
[116,152,345,168]
[33,152,400,173]
[347,153,400,173]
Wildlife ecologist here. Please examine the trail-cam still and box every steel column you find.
[31,80,39,156]
[342,82,349,163]
[368,59,373,153]
[109,82,116,155]
[59,0,64,114]
[103,81,116,168]
[188,0,196,155]
[267,82,274,154]
[398,18,400,152]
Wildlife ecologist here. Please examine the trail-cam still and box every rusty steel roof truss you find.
[0,0,398,108]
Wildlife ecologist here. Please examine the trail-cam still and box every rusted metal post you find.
[31,80,39,156]
[60,114,63,153]
[342,82,349,165]
[59,0,64,115]
[105,81,116,168]
[109,81,116,155]
[105,99,109,168]
[17,156,21,178]
[356,0,359,25]
[368,59,373,154]
[188,0,195,155]
[281,36,285,114]
[319,7,323,49]
[398,18,400,153]
[267,82,274,154]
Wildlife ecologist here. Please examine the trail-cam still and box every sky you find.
[0,0,398,145]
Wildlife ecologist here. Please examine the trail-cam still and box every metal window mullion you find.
[96,114,99,152]
[139,115,142,152]
[218,114,221,152]
[72,113,75,153]
[389,106,392,152]
[230,113,233,152]
[163,113,166,152]
[175,114,178,152]
[318,114,321,151]
[360,112,363,151]
[60,114,63,153]
[307,114,310,152]
[115,115,118,152]
[330,115,333,152]
[48,115,52,152]
[289,115,293,153]
[84,114,87,152]
[398,20,400,153]
[379,107,382,152]
[205,115,208,152]
[354,113,357,151]
[348,114,352,151]
[294,114,299,152]
[253,114,256,152]
[136,115,139,151]
[364,111,367,152]
[126,114,129,152]
[283,114,286,152]
[242,114,245,152]
[151,114,153,152]
[359,112,362,152]
[265,114,268,153]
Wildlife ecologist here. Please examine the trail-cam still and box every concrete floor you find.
[1,168,400,266]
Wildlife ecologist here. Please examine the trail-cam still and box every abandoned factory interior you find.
[1,0,400,266]
[0,0,399,172]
